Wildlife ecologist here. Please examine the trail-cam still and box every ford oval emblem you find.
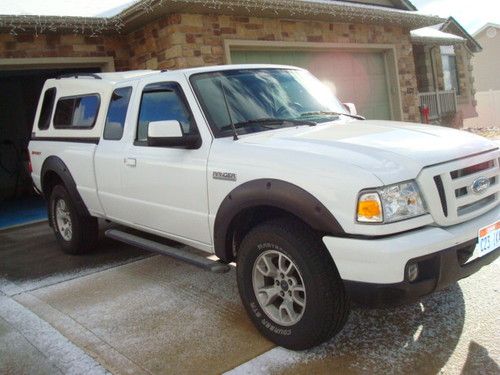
[471,176,490,194]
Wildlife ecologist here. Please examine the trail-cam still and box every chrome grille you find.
[418,150,500,226]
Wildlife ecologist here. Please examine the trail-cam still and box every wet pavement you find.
[0,222,498,374]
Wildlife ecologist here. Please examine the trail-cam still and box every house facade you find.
[471,23,500,92]
[0,0,483,200]
[463,23,500,129]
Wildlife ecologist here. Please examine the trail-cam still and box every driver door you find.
[120,80,212,246]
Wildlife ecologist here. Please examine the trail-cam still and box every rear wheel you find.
[50,185,98,254]
[237,218,350,350]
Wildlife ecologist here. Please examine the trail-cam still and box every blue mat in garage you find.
[0,196,47,230]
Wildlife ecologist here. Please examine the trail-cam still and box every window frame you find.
[53,93,101,129]
[440,48,461,96]
[38,87,57,130]
[134,81,201,148]
[103,86,133,141]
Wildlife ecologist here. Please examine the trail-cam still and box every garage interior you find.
[0,66,100,229]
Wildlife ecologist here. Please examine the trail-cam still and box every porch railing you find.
[418,90,458,121]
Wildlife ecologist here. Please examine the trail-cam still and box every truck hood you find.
[238,120,498,184]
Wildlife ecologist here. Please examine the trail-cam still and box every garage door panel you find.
[230,49,392,120]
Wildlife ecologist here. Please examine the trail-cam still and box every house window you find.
[441,46,460,95]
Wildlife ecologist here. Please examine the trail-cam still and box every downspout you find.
[429,45,439,92]
[429,45,442,119]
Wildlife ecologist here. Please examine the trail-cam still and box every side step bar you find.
[105,229,230,273]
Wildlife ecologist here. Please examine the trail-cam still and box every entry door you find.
[120,80,212,245]
[231,49,392,120]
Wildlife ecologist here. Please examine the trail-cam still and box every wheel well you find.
[225,205,319,263]
[42,170,64,198]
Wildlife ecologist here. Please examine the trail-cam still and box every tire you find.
[49,184,98,255]
[237,218,350,350]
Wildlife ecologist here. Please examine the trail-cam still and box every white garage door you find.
[231,49,392,120]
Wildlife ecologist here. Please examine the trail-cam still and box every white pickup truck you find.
[29,65,499,350]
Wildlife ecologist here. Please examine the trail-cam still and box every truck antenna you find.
[219,79,239,141]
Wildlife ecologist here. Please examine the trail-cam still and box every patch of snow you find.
[0,0,138,17]
[411,26,465,41]
[0,293,107,374]
[227,266,500,375]
[0,0,440,19]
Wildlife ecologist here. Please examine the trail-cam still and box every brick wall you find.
[0,13,422,122]
[0,33,129,71]
[127,13,421,122]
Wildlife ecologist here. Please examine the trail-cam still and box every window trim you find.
[440,48,461,96]
[38,87,57,130]
[103,86,133,141]
[134,81,201,148]
[53,93,101,129]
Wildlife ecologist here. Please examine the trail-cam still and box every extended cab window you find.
[54,94,100,128]
[104,87,132,140]
[137,82,196,143]
[38,87,56,130]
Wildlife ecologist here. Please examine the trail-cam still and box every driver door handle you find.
[124,157,137,167]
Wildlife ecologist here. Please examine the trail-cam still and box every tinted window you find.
[137,83,196,142]
[54,94,100,128]
[38,87,56,130]
[104,87,132,140]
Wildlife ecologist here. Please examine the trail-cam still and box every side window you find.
[38,87,57,130]
[53,94,100,128]
[104,87,132,140]
[137,83,196,143]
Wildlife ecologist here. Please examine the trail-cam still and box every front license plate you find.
[477,221,500,258]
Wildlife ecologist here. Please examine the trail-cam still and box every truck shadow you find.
[288,283,466,374]
[0,221,149,294]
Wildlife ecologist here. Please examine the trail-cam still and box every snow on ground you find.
[227,259,500,374]
[0,293,107,374]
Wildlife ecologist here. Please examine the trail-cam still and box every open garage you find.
[0,57,113,228]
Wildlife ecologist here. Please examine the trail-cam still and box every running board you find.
[105,229,230,273]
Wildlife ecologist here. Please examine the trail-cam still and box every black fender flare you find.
[213,179,345,262]
[41,156,91,219]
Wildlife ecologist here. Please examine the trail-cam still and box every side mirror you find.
[147,120,201,149]
[343,103,358,116]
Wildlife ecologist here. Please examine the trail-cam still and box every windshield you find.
[190,68,349,137]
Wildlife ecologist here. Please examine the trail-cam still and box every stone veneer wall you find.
[126,13,421,122]
[0,33,130,71]
[412,44,433,93]
[454,44,475,103]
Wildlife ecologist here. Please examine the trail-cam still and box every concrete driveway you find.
[0,222,498,374]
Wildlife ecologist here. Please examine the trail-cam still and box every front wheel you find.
[237,218,350,350]
[50,185,98,254]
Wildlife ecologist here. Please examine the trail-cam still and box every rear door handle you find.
[124,157,137,167]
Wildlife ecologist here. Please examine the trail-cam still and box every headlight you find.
[357,181,426,223]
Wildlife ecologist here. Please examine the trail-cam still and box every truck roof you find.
[47,64,304,86]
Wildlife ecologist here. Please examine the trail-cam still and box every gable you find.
[440,17,482,53]
[473,23,500,39]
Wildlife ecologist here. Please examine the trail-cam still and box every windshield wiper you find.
[300,111,365,120]
[220,118,316,132]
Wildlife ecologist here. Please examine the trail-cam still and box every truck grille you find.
[418,150,500,226]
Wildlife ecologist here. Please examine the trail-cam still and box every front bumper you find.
[345,243,499,306]
[323,206,499,305]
